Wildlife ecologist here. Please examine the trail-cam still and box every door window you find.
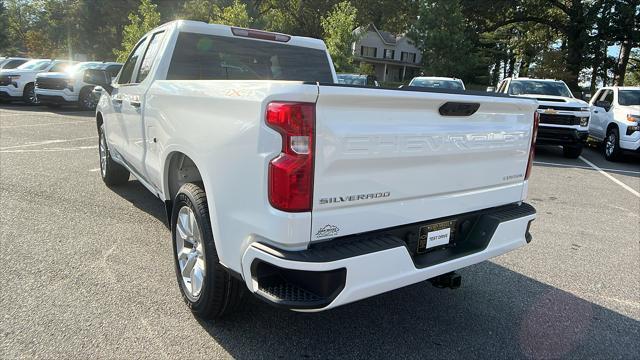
[601,90,614,111]
[136,31,165,83]
[118,39,148,84]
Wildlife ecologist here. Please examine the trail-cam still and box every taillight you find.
[266,102,315,212]
[525,111,539,180]
[231,27,291,42]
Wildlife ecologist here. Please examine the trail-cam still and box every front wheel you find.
[604,128,621,162]
[172,182,246,319]
[22,83,39,105]
[563,144,582,159]
[79,87,97,110]
[98,124,130,185]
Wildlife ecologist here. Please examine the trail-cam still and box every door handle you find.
[130,100,141,108]
[112,98,122,105]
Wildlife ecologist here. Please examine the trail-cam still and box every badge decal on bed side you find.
[315,225,340,238]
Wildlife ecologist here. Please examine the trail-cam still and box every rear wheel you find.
[172,182,246,319]
[604,128,621,162]
[563,144,582,159]
[98,124,129,185]
[22,83,38,105]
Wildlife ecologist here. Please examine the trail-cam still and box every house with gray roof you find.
[352,24,422,83]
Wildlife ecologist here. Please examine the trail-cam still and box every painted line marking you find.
[89,168,101,172]
[0,146,94,153]
[533,161,640,175]
[0,120,89,129]
[578,156,640,198]
[0,136,94,150]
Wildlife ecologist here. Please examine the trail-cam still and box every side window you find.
[602,90,614,111]
[497,80,507,93]
[592,90,603,103]
[118,38,148,84]
[49,62,70,72]
[136,31,165,83]
[5,60,27,69]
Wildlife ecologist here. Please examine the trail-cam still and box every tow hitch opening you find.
[429,271,462,289]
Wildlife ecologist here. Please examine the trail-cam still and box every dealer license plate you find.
[417,220,456,253]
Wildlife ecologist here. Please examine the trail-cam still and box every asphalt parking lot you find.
[1,104,638,359]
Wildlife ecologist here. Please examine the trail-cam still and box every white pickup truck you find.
[0,59,73,104]
[496,78,590,158]
[95,21,538,319]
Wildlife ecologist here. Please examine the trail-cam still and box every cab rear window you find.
[167,32,333,83]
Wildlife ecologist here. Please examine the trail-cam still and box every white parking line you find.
[0,146,94,153]
[533,161,640,175]
[0,120,89,129]
[578,156,640,198]
[0,136,94,150]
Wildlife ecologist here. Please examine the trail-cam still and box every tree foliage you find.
[114,0,160,62]
[409,0,477,81]
[321,1,358,72]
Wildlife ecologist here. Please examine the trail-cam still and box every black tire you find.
[563,144,582,159]
[604,128,622,162]
[79,87,97,110]
[171,182,246,319]
[98,124,129,185]
[22,83,39,105]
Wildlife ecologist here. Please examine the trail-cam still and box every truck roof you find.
[509,78,565,83]
[148,20,328,52]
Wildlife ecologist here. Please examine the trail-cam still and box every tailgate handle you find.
[439,102,480,117]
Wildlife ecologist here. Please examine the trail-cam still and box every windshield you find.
[618,90,640,106]
[337,74,367,85]
[66,62,102,74]
[410,78,464,90]
[17,60,51,70]
[509,80,572,97]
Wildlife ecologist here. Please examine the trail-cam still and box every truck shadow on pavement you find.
[105,170,639,359]
[199,262,639,359]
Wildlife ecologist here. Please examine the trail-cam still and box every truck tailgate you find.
[311,86,538,241]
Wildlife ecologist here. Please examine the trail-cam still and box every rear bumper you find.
[241,202,536,311]
[537,126,588,145]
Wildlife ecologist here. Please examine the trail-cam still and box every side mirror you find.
[83,69,108,86]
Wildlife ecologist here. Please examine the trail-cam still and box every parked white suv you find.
[496,78,590,158]
[35,61,122,110]
[0,59,73,104]
[95,21,538,319]
[589,86,640,161]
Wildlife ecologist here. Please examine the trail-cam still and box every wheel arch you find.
[606,122,619,135]
[162,150,206,225]
[96,111,103,131]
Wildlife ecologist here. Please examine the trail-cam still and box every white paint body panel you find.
[589,86,640,151]
[97,21,538,309]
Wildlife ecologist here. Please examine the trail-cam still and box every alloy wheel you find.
[605,132,616,157]
[175,206,206,301]
[99,130,107,178]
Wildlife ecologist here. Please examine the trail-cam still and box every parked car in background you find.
[94,21,537,320]
[0,57,30,70]
[589,86,640,161]
[36,61,122,110]
[336,73,379,87]
[496,78,589,158]
[0,59,74,105]
[407,76,465,90]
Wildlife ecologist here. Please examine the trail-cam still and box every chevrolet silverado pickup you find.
[94,21,538,319]
[0,59,73,104]
[35,61,122,110]
[496,78,589,158]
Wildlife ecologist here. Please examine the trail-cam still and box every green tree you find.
[216,0,252,27]
[114,0,160,62]
[409,0,477,81]
[321,1,358,72]
[181,0,252,27]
